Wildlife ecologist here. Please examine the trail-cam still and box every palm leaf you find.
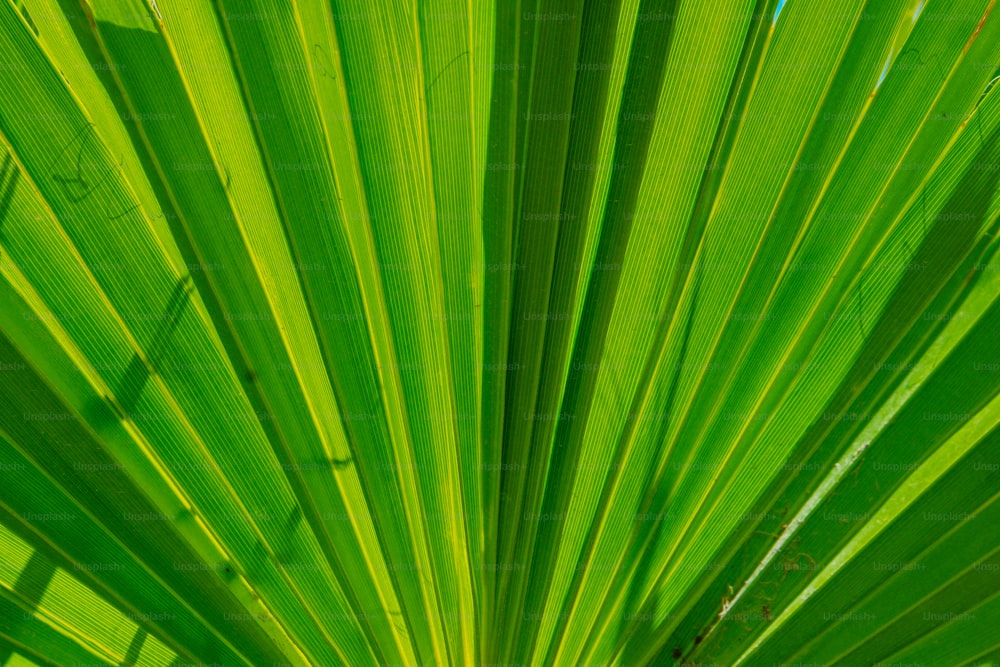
[1,0,999,665]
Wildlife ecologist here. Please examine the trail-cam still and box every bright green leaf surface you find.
[1,0,999,665]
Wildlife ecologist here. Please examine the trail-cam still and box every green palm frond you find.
[1,0,999,665]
